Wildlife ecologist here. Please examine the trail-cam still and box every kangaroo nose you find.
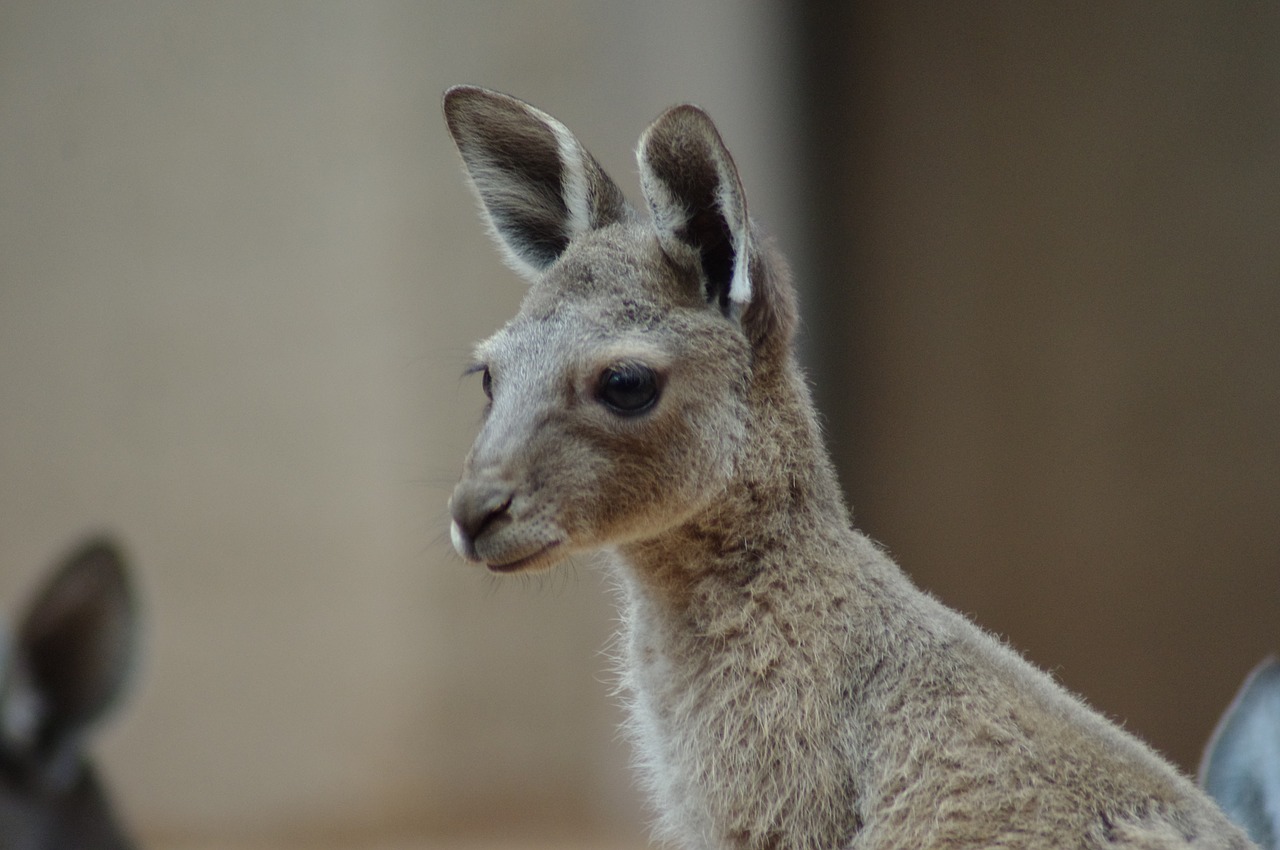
[449,481,514,558]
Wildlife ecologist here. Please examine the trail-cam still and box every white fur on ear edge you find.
[712,163,752,312]
[724,192,752,308]
[550,119,592,241]
[636,105,753,316]
[474,108,593,283]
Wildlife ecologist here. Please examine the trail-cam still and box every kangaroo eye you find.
[597,364,660,415]
[481,367,493,400]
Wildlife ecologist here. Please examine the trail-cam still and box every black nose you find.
[450,481,514,548]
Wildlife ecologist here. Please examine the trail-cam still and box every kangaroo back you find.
[0,537,139,850]
[1201,658,1280,850]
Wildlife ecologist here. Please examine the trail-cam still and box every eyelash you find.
[464,363,492,401]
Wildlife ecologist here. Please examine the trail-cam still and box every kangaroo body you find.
[443,86,1255,850]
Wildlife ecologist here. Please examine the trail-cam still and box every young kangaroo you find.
[0,537,139,850]
[443,85,1255,850]
[1200,657,1280,850]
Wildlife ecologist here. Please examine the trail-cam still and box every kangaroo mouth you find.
[486,541,563,573]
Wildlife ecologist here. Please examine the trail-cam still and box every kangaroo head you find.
[444,86,798,573]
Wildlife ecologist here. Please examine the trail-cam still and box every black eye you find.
[481,367,493,400]
[597,364,660,415]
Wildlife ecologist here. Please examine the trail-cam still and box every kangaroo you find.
[442,84,1256,850]
[0,537,139,850]
[1200,657,1280,850]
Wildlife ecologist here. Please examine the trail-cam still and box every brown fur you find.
[443,85,1255,850]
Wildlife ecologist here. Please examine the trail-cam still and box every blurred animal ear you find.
[637,104,752,319]
[1199,656,1280,849]
[3,538,138,787]
[444,85,630,281]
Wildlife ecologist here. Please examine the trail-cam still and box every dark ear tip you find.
[442,85,510,131]
[443,85,533,111]
[664,103,713,122]
[647,103,716,138]
[63,535,130,587]
[442,84,483,128]
[443,86,548,144]
[443,84,481,99]
[641,104,730,169]
[442,84,482,111]
[34,534,137,642]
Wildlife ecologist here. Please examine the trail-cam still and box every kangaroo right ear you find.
[443,86,629,282]
[1199,656,1280,850]
[637,104,752,320]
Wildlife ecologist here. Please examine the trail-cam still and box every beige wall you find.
[0,2,797,844]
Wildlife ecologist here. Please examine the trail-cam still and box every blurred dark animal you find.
[0,538,138,850]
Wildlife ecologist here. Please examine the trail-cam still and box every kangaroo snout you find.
[449,477,564,573]
[449,479,513,557]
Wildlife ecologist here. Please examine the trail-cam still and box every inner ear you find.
[636,104,751,319]
[680,206,736,314]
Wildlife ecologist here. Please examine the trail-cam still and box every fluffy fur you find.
[443,85,1256,850]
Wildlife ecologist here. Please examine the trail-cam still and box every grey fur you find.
[1200,658,1280,850]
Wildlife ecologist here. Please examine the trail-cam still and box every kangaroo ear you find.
[443,86,629,282]
[1199,656,1280,849]
[4,538,138,779]
[637,104,752,319]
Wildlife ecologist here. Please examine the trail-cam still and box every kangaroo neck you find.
[615,356,856,614]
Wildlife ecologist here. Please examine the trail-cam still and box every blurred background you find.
[0,2,1276,848]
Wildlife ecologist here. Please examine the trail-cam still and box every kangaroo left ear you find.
[637,105,752,320]
[444,86,630,283]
